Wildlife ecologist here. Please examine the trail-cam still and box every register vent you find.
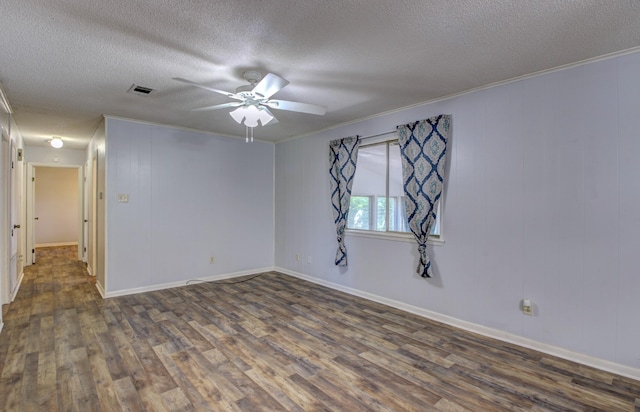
[127,84,155,96]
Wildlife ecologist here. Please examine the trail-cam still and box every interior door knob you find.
[13,224,20,229]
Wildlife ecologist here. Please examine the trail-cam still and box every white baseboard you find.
[10,271,24,302]
[35,242,78,248]
[0,322,3,335]
[276,267,640,382]
[102,267,275,299]
[95,281,105,298]
[87,265,94,277]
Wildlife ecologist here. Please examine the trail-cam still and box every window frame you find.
[346,136,444,246]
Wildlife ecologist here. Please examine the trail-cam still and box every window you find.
[347,138,442,242]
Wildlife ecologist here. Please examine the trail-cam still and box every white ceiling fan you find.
[174,71,326,140]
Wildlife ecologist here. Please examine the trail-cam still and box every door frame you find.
[25,162,84,265]
[8,139,20,302]
[89,155,97,276]
[1,128,9,305]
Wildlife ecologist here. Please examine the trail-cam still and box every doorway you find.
[1,128,22,304]
[26,163,84,265]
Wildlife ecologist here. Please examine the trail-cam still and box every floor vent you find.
[127,84,155,96]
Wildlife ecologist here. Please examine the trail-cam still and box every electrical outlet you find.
[209,256,215,264]
[522,299,533,315]
[295,253,300,261]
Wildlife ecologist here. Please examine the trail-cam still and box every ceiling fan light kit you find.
[174,71,326,142]
[230,105,275,127]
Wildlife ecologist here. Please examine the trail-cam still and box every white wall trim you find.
[0,81,13,114]
[0,322,3,335]
[95,280,105,299]
[10,270,24,302]
[346,229,445,246]
[102,267,275,299]
[35,242,79,248]
[276,267,640,382]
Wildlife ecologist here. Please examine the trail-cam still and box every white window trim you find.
[345,228,445,246]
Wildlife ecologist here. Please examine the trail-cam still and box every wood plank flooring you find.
[1,246,639,411]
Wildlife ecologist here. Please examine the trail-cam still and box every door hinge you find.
[32,248,35,253]
[32,177,35,182]
[83,247,87,252]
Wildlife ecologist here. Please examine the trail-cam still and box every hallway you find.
[0,246,99,410]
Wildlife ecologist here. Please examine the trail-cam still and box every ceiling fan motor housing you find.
[236,71,263,94]
[243,70,263,84]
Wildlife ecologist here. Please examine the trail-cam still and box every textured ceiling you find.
[1,0,640,148]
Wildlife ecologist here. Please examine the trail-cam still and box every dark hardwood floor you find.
[1,246,639,411]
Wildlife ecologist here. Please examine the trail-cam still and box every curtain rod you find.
[359,130,396,141]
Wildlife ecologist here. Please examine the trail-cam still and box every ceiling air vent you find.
[127,84,155,96]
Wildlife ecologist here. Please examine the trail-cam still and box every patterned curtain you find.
[329,136,360,266]
[397,115,451,278]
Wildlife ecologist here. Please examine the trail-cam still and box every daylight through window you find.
[347,139,440,237]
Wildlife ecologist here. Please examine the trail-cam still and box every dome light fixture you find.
[50,137,64,148]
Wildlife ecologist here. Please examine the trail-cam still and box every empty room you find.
[1,1,639,410]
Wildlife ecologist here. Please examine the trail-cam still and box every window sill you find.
[345,229,445,246]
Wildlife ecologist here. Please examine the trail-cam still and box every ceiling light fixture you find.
[230,105,274,128]
[229,105,275,142]
[50,137,64,148]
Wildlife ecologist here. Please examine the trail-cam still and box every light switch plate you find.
[118,194,129,203]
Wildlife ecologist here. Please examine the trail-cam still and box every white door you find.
[26,165,36,264]
[9,141,19,298]
[83,162,89,262]
[90,156,97,276]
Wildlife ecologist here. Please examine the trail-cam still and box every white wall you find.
[105,118,274,294]
[86,120,106,289]
[274,51,640,373]
[25,146,86,165]
[34,167,78,245]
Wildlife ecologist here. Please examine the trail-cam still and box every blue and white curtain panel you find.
[329,136,360,266]
[397,115,451,278]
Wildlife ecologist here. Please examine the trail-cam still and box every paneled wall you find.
[274,51,640,371]
[105,119,275,294]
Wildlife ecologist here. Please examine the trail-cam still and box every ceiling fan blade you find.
[252,73,289,99]
[266,99,327,115]
[192,102,243,112]
[172,77,241,100]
